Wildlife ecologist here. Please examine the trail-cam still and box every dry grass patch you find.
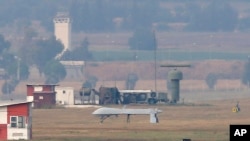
[32,97,250,141]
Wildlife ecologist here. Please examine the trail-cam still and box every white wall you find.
[55,87,74,105]
[0,107,7,124]
[7,126,30,140]
[54,17,71,50]
[26,96,34,107]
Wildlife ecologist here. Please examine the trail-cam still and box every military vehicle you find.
[119,90,168,104]
[98,86,122,105]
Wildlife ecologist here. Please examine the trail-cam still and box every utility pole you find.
[15,56,21,81]
[153,30,157,92]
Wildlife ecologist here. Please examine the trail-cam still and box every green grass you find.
[91,49,248,61]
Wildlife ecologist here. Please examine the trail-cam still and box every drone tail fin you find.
[150,113,159,123]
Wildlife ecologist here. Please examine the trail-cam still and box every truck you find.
[119,90,168,104]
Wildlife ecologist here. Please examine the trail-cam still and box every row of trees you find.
[82,73,138,91]
[130,61,250,90]
[0,0,249,32]
[0,34,67,94]
[83,62,250,91]
[205,59,250,90]
[0,35,28,94]
[2,33,250,93]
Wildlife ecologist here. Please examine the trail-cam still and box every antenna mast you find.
[153,30,157,92]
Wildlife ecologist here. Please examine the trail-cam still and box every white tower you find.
[53,12,71,59]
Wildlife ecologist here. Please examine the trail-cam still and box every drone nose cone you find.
[92,110,97,115]
[92,108,102,115]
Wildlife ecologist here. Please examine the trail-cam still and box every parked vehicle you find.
[119,90,168,104]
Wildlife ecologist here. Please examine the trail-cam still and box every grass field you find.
[91,50,248,61]
[32,90,250,141]
[73,32,250,62]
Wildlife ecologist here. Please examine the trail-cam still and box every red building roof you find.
[0,100,32,107]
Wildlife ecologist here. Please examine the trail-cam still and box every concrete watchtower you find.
[53,12,71,59]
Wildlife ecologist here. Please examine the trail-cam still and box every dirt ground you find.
[32,95,250,141]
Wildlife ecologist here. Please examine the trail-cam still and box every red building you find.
[26,84,58,108]
[0,101,32,140]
